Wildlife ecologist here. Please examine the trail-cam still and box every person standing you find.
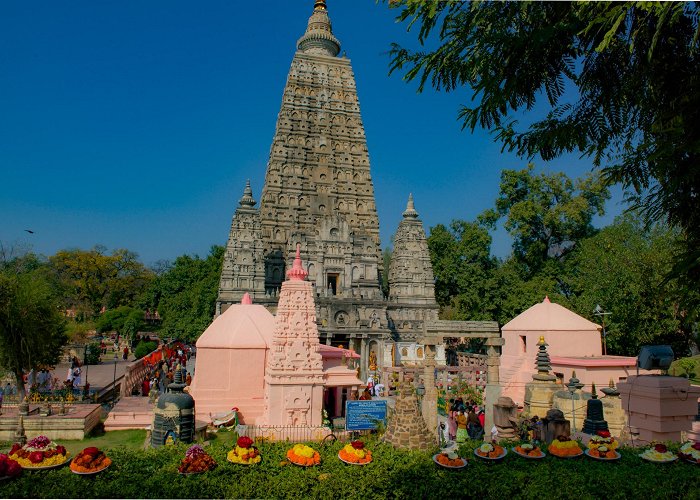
[456,410,468,443]
[123,346,129,361]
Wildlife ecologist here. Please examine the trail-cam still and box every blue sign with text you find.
[345,400,387,431]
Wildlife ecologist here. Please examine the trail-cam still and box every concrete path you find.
[49,356,133,392]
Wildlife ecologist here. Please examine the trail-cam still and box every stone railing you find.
[119,357,150,398]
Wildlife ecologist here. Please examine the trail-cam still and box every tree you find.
[145,246,224,342]
[427,219,497,320]
[388,1,700,279]
[483,165,609,275]
[47,246,153,317]
[0,268,67,400]
[564,214,698,357]
[95,306,145,340]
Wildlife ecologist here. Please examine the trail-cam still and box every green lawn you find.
[60,429,147,456]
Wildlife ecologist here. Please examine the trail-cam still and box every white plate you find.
[339,452,372,466]
[432,454,467,469]
[584,449,621,461]
[71,464,110,476]
[473,447,507,460]
[639,453,678,463]
[511,447,546,459]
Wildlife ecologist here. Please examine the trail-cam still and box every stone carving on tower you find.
[260,246,325,427]
[216,1,453,379]
[217,180,265,311]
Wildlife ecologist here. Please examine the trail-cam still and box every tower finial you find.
[286,243,308,281]
[402,193,418,218]
[239,179,256,207]
[298,0,340,56]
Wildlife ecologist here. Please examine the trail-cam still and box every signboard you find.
[345,400,387,431]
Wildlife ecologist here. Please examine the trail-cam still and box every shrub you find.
[133,340,158,360]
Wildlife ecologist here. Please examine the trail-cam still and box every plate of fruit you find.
[338,440,373,465]
[585,446,621,461]
[286,444,321,467]
[177,445,217,474]
[640,444,677,463]
[227,436,261,465]
[512,443,546,459]
[9,436,70,470]
[0,453,22,481]
[433,452,467,469]
[678,441,700,465]
[548,436,583,458]
[474,443,507,460]
[70,447,112,475]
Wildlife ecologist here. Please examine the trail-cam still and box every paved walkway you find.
[49,356,133,392]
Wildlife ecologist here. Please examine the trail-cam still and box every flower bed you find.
[9,436,70,468]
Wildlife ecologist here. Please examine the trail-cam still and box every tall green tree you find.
[144,246,224,342]
[47,246,153,317]
[388,1,700,280]
[427,219,497,320]
[565,215,698,357]
[483,165,609,276]
[0,268,67,400]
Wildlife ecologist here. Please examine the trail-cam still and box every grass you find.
[60,429,148,456]
[1,429,147,457]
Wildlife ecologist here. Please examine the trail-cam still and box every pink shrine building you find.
[500,297,649,405]
[190,247,362,426]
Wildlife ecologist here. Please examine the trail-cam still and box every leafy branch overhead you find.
[388,1,700,278]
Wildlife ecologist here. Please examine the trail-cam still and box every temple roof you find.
[196,301,274,349]
[502,296,601,332]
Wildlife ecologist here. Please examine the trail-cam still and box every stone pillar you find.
[421,343,438,437]
[360,337,367,382]
[484,337,504,432]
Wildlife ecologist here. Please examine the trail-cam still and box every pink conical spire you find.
[241,292,252,305]
[543,295,551,303]
[286,244,308,281]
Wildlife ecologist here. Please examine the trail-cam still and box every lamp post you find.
[83,344,90,396]
[112,351,118,407]
[593,305,612,355]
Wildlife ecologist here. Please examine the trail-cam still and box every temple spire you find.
[239,179,256,207]
[297,0,340,56]
[286,244,308,281]
[402,193,418,219]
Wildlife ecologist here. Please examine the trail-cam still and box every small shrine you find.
[552,371,589,433]
[522,337,559,417]
[384,380,434,450]
[581,384,609,435]
[492,396,518,441]
[151,366,195,447]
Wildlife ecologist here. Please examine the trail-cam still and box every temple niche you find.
[216,0,441,380]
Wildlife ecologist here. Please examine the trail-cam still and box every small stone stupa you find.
[151,366,195,447]
[582,383,609,435]
[384,381,434,450]
[522,337,560,417]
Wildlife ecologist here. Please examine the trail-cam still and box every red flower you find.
[237,436,253,449]
[56,445,67,456]
[9,444,21,456]
[350,440,365,450]
[596,430,611,438]
[5,461,21,477]
[692,442,700,451]
[83,447,99,457]
[29,451,44,464]
[654,444,668,453]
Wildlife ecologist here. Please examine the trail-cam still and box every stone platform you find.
[0,404,102,441]
[104,396,154,431]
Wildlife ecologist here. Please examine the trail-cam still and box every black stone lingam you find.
[582,383,609,435]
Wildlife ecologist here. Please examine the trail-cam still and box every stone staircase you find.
[104,396,154,431]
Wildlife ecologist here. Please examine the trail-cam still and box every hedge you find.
[0,439,698,499]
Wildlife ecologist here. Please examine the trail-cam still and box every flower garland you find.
[227,436,261,465]
[338,440,372,464]
[286,444,320,466]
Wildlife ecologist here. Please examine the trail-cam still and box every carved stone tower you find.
[260,246,325,427]
[217,180,266,310]
[216,1,449,379]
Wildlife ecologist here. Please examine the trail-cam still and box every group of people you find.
[140,345,193,398]
[448,397,485,443]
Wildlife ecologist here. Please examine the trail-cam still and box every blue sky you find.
[0,1,624,265]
